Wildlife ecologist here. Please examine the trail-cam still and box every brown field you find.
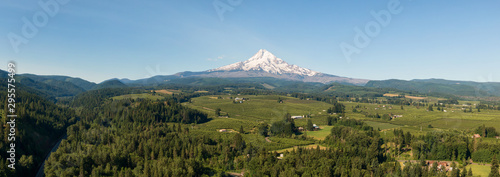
[383,93,399,97]
[195,90,209,93]
[405,96,427,100]
[384,93,427,100]
[153,90,174,94]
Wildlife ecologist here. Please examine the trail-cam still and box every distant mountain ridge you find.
[1,48,500,98]
[366,79,500,97]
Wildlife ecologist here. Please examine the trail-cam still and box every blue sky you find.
[1,0,499,83]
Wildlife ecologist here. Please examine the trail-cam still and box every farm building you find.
[392,115,403,119]
[219,129,227,132]
[291,115,304,119]
[298,127,304,131]
[313,124,319,130]
[473,134,481,138]
[277,154,284,160]
[437,162,449,171]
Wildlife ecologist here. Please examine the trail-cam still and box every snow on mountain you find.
[208,49,320,76]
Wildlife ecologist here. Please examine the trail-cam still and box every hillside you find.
[0,79,77,176]
[365,79,499,97]
[92,79,128,90]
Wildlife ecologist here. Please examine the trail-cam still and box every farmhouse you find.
[234,97,248,103]
[392,115,403,119]
[427,161,435,167]
[437,162,449,171]
[277,153,284,160]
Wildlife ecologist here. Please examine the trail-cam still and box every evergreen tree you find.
[490,154,500,177]
[326,116,333,126]
[239,125,244,134]
[306,119,314,131]
[257,123,268,137]
[215,108,221,116]
[461,167,467,177]
[451,162,460,177]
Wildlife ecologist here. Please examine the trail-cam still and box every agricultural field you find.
[468,164,491,177]
[153,89,182,94]
[182,94,500,153]
[342,100,500,132]
[115,92,500,176]
[112,93,164,100]
[184,95,332,124]
[306,126,333,140]
[183,95,333,150]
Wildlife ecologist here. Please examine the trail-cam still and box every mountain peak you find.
[209,49,319,76]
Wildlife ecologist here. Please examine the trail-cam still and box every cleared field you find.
[153,89,173,94]
[383,93,400,97]
[185,95,333,123]
[194,117,259,131]
[364,121,402,130]
[468,164,490,177]
[405,96,427,100]
[342,101,500,131]
[306,126,333,140]
[112,93,164,100]
[383,93,427,100]
[185,94,500,159]
[153,89,183,94]
[185,95,330,151]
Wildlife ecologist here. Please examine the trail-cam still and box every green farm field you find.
[184,95,332,125]
[112,93,164,100]
[342,101,500,132]
[306,126,333,140]
[183,95,333,150]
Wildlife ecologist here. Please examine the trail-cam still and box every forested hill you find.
[365,79,500,97]
[0,79,78,176]
[4,68,500,99]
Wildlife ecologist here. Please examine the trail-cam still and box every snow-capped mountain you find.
[132,49,369,85]
[209,49,319,76]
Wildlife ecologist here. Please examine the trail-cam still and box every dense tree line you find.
[270,113,298,137]
[0,79,77,177]
[44,97,226,176]
[327,102,346,115]
[475,125,499,138]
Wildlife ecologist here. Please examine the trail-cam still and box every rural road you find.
[265,137,272,143]
[35,134,67,177]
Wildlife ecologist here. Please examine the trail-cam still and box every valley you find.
[1,50,500,177]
